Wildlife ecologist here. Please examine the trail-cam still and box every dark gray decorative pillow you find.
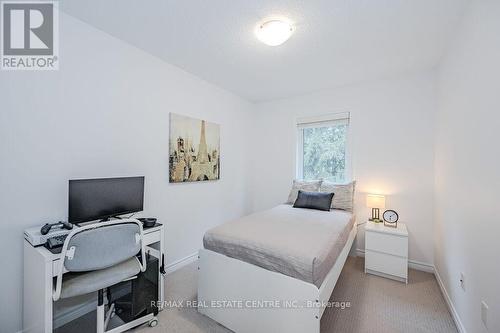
[293,190,334,211]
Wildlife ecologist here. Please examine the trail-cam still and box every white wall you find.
[251,71,436,267]
[434,1,500,332]
[0,13,253,332]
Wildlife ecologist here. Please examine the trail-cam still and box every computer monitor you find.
[68,176,144,224]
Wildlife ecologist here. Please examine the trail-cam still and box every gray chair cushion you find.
[59,257,141,299]
[64,223,141,272]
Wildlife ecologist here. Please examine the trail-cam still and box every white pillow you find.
[286,179,323,204]
[320,181,356,212]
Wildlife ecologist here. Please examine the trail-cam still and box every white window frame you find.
[296,112,352,182]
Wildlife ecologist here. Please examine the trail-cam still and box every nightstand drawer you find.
[365,230,408,257]
[365,250,407,279]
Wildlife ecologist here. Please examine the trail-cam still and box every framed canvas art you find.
[169,113,220,183]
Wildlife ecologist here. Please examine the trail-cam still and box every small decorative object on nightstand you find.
[366,194,385,222]
[383,209,399,228]
[365,221,408,283]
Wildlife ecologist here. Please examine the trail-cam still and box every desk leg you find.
[159,226,165,305]
[23,241,53,333]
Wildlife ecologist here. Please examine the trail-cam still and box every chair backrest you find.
[63,220,142,272]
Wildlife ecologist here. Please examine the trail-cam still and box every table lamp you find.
[366,194,385,222]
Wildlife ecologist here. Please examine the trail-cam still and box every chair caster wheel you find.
[149,318,158,327]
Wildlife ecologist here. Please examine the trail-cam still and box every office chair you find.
[53,219,155,332]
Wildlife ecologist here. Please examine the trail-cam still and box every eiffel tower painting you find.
[169,113,220,183]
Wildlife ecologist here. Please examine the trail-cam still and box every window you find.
[297,113,350,182]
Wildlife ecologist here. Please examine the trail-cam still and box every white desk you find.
[23,223,165,333]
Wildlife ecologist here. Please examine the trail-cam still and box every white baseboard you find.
[165,252,198,275]
[355,249,434,273]
[434,268,467,333]
[408,259,434,273]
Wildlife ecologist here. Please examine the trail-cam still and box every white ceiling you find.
[61,0,468,102]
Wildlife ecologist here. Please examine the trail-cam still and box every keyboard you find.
[45,234,68,252]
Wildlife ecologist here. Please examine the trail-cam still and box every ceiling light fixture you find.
[255,19,294,46]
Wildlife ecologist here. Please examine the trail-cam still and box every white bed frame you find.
[198,223,357,333]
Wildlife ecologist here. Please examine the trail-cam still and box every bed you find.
[198,204,357,333]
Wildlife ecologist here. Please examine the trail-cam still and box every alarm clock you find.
[383,209,399,228]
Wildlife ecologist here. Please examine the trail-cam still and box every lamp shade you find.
[366,194,385,209]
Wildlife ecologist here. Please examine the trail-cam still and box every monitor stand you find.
[100,215,123,222]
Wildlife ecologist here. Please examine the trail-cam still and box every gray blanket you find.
[203,204,355,287]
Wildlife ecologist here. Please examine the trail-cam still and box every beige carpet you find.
[132,256,457,333]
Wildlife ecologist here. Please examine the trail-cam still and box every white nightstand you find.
[364,221,408,283]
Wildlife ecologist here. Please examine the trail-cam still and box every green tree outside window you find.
[302,124,347,182]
